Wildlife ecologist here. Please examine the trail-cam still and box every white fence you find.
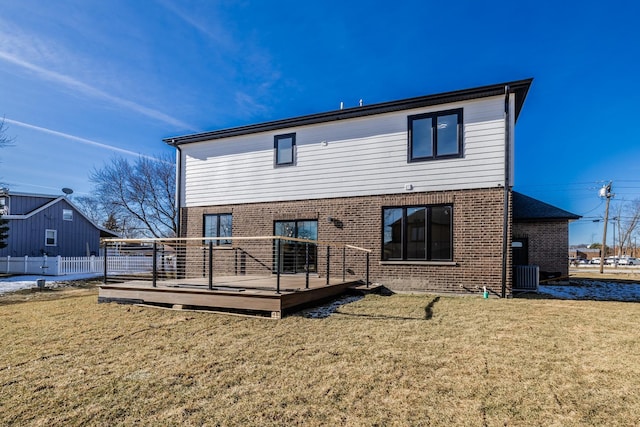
[0,255,162,276]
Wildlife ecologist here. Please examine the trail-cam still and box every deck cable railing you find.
[101,236,371,292]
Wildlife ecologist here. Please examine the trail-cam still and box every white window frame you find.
[45,229,58,247]
[63,209,73,221]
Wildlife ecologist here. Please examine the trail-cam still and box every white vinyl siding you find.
[181,96,508,207]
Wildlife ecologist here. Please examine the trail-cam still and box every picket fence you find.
[0,255,165,276]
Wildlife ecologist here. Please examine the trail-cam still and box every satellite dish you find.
[62,188,74,195]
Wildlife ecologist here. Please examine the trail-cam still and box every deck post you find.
[366,252,370,288]
[276,238,281,294]
[342,246,346,282]
[305,243,310,289]
[326,246,330,286]
[208,241,213,290]
[102,241,108,284]
[152,242,157,288]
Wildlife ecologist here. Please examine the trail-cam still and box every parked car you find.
[590,257,601,265]
[618,257,639,266]
[577,258,591,265]
[604,257,619,265]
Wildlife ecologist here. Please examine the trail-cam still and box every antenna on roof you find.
[62,188,74,196]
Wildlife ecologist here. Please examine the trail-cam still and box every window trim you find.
[63,209,73,221]
[45,229,58,247]
[203,213,233,246]
[407,108,463,162]
[381,204,453,262]
[274,133,296,167]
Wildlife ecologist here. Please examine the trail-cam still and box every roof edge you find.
[165,78,533,146]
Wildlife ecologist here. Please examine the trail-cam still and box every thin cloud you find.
[4,118,160,161]
[0,50,194,131]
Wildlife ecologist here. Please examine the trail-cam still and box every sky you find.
[0,0,639,246]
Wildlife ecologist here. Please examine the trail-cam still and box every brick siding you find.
[513,221,569,276]
[180,187,513,296]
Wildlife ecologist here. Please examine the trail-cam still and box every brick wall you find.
[513,221,569,276]
[180,187,512,296]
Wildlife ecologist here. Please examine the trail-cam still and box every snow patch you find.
[300,295,363,318]
[0,273,102,295]
[539,280,640,302]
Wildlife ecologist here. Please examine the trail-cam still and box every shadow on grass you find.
[332,295,440,321]
[424,295,440,319]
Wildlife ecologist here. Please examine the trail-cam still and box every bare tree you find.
[616,199,640,256]
[88,154,176,238]
[0,119,13,248]
[0,118,15,148]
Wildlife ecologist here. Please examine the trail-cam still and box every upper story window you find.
[0,195,8,215]
[63,209,73,221]
[408,109,463,162]
[274,133,296,166]
[382,205,453,261]
[204,213,232,245]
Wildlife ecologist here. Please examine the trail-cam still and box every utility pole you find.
[599,182,613,274]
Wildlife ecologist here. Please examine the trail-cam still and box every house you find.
[0,189,117,257]
[512,192,580,278]
[164,78,574,297]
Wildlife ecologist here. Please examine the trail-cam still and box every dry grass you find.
[1,284,640,426]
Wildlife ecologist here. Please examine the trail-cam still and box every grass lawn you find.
[1,284,639,426]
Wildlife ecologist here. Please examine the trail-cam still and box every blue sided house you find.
[0,189,117,257]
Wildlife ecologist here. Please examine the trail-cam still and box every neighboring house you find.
[0,190,117,257]
[569,248,600,260]
[164,78,573,296]
[512,192,580,277]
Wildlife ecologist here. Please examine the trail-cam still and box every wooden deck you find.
[98,275,367,318]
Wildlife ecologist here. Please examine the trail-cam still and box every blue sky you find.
[0,0,638,246]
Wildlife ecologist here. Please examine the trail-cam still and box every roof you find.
[513,192,581,221]
[2,191,119,237]
[165,78,533,146]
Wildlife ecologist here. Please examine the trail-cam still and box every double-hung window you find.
[63,209,73,221]
[203,213,232,245]
[408,109,463,162]
[45,229,58,247]
[382,205,453,261]
[274,133,296,166]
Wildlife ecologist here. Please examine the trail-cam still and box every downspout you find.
[500,86,511,298]
[172,141,183,238]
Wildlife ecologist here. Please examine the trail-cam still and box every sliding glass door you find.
[274,220,317,274]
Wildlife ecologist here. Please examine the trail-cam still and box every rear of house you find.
[166,79,534,296]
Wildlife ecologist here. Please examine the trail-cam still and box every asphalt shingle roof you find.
[513,191,581,221]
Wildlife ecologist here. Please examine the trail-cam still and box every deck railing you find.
[101,236,372,290]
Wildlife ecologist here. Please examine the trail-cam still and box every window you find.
[63,209,73,221]
[274,133,296,166]
[203,214,232,245]
[408,109,462,162]
[274,220,318,274]
[0,195,8,215]
[45,229,57,246]
[382,205,452,261]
